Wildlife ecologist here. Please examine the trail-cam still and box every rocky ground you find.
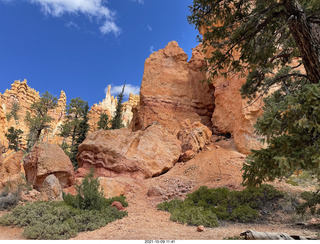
[0,138,319,240]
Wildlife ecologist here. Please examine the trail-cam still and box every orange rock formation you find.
[0,79,66,148]
[132,41,215,135]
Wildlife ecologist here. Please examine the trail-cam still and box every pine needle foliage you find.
[5,126,23,152]
[63,169,105,211]
[111,84,125,130]
[188,0,320,186]
[25,91,58,151]
[98,113,111,130]
[59,98,89,168]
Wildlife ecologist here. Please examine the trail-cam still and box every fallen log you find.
[240,230,310,240]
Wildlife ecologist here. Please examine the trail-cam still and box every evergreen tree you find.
[111,84,125,130]
[25,91,58,151]
[59,98,88,147]
[5,126,23,152]
[98,113,111,130]
[188,0,320,186]
[60,98,89,168]
[6,102,20,122]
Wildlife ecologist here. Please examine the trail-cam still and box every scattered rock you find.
[23,143,75,190]
[111,201,125,211]
[77,123,181,179]
[197,225,205,232]
[147,186,164,197]
[41,174,63,201]
[20,189,41,203]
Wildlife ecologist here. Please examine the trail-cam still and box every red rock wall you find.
[132,41,215,135]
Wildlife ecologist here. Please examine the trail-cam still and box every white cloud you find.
[107,84,140,97]
[2,0,121,36]
[147,24,152,31]
[149,45,154,53]
[131,0,144,4]
[65,21,79,29]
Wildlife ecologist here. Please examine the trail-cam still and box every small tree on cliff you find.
[111,84,125,130]
[6,102,20,122]
[60,98,89,168]
[188,0,320,186]
[98,113,111,130]
[5,126,23,152]
[25,91,58,151]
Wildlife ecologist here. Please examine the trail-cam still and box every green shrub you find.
[170,205,219,227]
[296,191,320,216]
[0,172,129,240]
[63,169,105,210]
[104,195,129,208]
[157,184,283,227]
[229,204,259,222]
[0,200,128,240]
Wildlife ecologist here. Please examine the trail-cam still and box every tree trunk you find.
[285,0,320,84]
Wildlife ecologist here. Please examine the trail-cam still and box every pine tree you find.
[25,91,58,151]
[5,127,23,152]
[6,102,20,122]
[188,0,320,186]
[111,84,125,130]
[98,113,111,130]
[59,97,88,147]
[59,98,89,168]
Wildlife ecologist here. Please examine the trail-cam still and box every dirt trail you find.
[0,141,318,240]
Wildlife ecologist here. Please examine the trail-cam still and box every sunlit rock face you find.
[0,79,66,148]
[132,41,215,136]
[77,123,181,180]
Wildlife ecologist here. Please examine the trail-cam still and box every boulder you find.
[197,225,205,232]
[177,120,212,162]
[23,143,75,189]
[147,186,164,197]
[77,123,181,179]
[111,201,125,210]
[131,41,214,135]
[41,174,63,201]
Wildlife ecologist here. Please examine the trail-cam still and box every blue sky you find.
[0,0,199,106]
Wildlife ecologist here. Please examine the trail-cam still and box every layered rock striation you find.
[132,41,215,135]
[77,123,181,180]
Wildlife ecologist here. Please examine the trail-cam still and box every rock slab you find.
[23,143,75,189]
[77,123,181,179]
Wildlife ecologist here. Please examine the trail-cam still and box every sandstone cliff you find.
[0,80,66,148]
[132,41,215,135]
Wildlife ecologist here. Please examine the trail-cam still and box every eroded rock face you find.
[211,74,264,154]
[0,150,24,190]
[0,80,67,148]
[23,143,75,189]
[177,119,212,162]
[77,123,181,179]
[132,41,214,135]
